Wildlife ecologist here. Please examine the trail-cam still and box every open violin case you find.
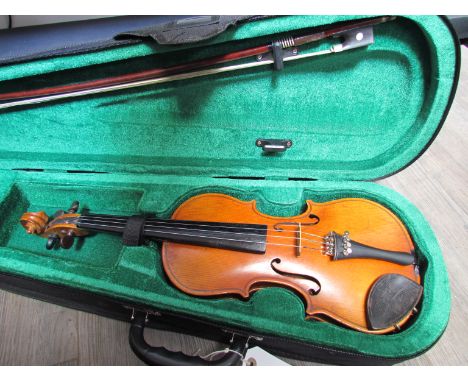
[0,15,460,365]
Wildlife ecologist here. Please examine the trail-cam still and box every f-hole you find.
[273,218,319,232]
[308,214,320,224]
[270,258,321,295]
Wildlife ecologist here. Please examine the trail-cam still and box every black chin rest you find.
[367,273,423,331]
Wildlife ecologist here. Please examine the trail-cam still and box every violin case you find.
[0,15,460,365]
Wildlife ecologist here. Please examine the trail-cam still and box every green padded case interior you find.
[0,15,459,360]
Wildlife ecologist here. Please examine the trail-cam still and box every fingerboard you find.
[77,214,267,254]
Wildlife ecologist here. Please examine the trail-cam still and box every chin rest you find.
[367,273,423,330]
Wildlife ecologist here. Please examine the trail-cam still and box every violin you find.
[20,193,422,334]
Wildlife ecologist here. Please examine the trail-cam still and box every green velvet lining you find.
[0,172,450,359]
[0,16,458,181]
[0,15,455,360]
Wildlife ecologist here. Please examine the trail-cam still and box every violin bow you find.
[0,16,395,110]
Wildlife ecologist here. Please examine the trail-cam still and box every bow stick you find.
[0,16,394,109]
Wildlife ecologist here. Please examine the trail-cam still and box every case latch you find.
[256,139,292,153]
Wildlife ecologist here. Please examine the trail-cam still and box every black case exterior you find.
[0,16,461,365]
[0,271,417,365]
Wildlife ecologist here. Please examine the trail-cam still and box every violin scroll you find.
[19,201,89,250]
[20,211,49,235]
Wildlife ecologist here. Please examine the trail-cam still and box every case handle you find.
[129,312,248,366]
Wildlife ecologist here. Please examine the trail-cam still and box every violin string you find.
[77,220,327,248]
[142,227,327,252]
[79,215,327,240]
[148,222,326,239]
[78,217,325,245]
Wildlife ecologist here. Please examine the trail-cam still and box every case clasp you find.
[256,139,292,153]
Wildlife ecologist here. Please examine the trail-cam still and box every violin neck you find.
[76,213,267,254]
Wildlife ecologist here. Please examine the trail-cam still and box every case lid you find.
[0,15,460,181]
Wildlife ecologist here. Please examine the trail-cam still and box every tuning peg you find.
[60,232,75,249]
[52,209,65,219]
[67,201,80,214]
[46,234,59,250]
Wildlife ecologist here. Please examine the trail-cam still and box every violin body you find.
[20,193,422,334]
[162,194,420,334]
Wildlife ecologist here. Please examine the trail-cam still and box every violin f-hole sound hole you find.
[270,258,321,295]
[274,218,319,232]
[308,214,320,224]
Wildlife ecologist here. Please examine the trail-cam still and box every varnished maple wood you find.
[162,193,420,334]
[20,192,420,333]
[20,211,49,235]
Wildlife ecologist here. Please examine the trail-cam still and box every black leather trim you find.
[0,16,194,66]
[447,16,468,42]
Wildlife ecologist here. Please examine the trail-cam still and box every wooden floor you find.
[0,47,466,366]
